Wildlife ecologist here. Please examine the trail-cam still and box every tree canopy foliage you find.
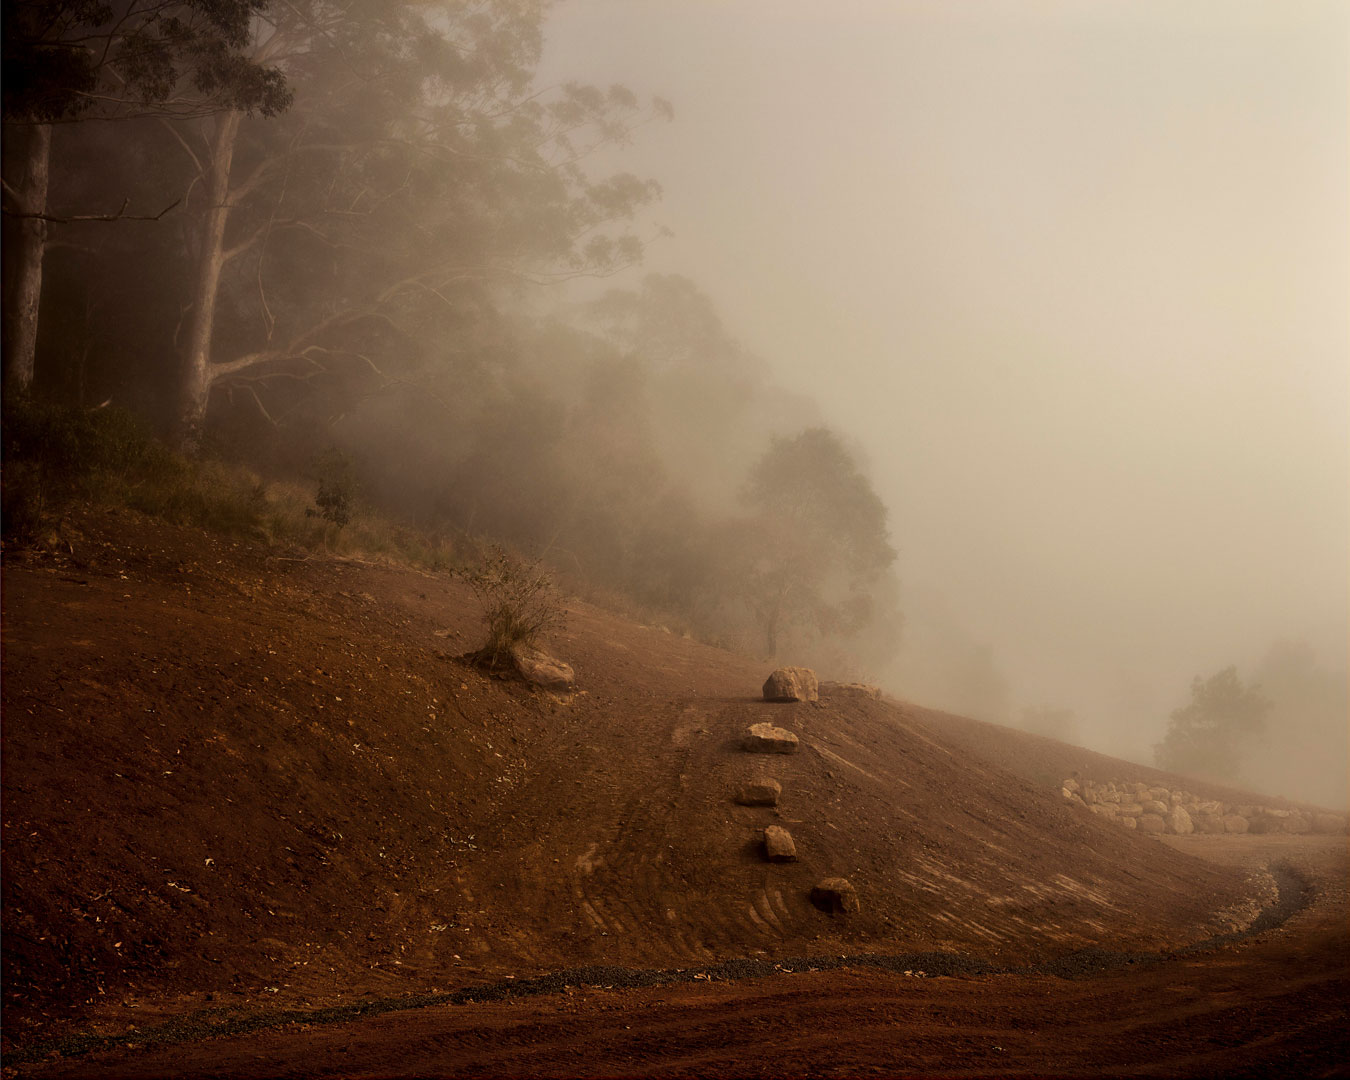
[741,428,897,656]
[1153,666,1271,781]
[4,7,905,677]
[2,0,292,400]
[2,1,290,123]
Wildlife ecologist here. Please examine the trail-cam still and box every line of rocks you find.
[738,667,860,916]
[1061,777,1348,837]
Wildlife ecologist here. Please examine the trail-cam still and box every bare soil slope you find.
[30,836,1350,1080]
[2,508,1261,1051]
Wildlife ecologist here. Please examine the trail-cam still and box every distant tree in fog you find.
[1153,666,1270,780]
[579,275,818,511]
[740,427,896,657]
[1247,639,1349,807]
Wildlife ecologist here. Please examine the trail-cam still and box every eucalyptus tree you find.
[1,0,290,398]
[169,0,668,447]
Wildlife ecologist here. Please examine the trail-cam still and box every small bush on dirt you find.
[460,545,565,668]
[308,447,356,529]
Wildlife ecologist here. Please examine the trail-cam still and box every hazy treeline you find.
[1239,640,1347,808]
[1150,641,1347,808]
[3,1,902,671]
[898,605,1346,809]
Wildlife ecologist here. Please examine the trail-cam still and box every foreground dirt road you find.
[18,835,1346,1080]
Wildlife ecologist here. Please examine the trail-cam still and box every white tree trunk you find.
[2,123,52,400]
[175,109,242,449]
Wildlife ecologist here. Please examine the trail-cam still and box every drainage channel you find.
[6,861,1313,1068]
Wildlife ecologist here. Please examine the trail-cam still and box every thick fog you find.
[539,1,1348,804]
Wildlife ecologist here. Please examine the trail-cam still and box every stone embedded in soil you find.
[744,722,799,754]
[762,666,819,703]
[509,645,575,690]
[1137,813,1167,834]
[822,681,882,700]
[735,779,782,807]
[810,877,860,915]
[1247,814,1280,835]
[1165,806,1194,836]
[1223,814,1250,834]
[763,825,797,861]
[1196,813,1226,834]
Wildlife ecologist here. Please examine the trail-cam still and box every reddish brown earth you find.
[3,508,1347,1077]
[19,836,1347,1080]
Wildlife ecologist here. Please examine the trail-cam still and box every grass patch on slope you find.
[1,401,459,572]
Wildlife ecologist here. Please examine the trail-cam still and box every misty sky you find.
[539,1,1348,764]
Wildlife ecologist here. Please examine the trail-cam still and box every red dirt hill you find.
[2,509,1255,1046]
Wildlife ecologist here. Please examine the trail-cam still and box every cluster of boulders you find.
[1062,777,1347,836]
[735,667,860,916]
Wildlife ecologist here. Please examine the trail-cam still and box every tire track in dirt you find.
[560,703,716,966]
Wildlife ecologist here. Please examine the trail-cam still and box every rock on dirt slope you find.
[2,509,1256,1048]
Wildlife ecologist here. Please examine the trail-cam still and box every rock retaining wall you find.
[1061,777,1347,837]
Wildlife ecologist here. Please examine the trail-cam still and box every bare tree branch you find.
[158,118,206,176]
[221,220,271,262]
[2,197,181,224]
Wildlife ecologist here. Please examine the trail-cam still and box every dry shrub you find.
[460,545,565,668]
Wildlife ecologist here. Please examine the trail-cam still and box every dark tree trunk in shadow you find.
[2,122,52,399]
